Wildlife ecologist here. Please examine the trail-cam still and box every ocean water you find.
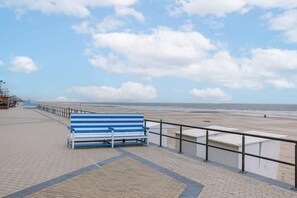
[86,103,297,119]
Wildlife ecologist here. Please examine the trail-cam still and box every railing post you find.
[205,129,209,162]
[240,135,245,173]
[144,120,147,135]
[159,119,162,147]
[179,126,182,153]
[294,143,297,191]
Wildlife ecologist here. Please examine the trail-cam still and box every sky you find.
[0,0,297,104]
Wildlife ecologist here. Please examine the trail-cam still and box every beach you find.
[41,102,297,185]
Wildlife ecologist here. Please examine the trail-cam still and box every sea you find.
[85,103,297,119]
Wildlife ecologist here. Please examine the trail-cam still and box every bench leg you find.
[111,130,114,148]
[145,130,149,146]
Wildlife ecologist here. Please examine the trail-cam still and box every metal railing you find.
[36,104,297,190]
[145,119,297,190]
[37,104,96,118]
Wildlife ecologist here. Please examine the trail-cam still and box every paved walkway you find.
[0,107,297,197]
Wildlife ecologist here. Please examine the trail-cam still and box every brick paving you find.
[1,107,297,197]
[27,157,186,198]
[0,108,120,197]
[124,146,297,198]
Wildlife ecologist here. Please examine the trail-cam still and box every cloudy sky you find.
[1,0,297,103]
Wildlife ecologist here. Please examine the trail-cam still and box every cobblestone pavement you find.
[1,107,297,197]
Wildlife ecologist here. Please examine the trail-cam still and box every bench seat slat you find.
[70,124,144,128]
[74,135,148,139]
[73,129,145,133]
[71,115,144,119]
[71,120,144,124]
[73,136,148,142]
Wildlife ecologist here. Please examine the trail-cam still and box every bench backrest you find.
[70,113,145,133]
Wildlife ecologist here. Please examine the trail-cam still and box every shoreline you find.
[42,101,297,120]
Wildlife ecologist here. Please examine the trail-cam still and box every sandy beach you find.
[41,102,297,186]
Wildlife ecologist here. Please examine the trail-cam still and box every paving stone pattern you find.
[0,108,120,197]
[1,107,297,198]
[27,157,186,198]
[124,146,297,198]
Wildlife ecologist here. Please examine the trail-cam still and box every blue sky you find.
[1,0,297,103]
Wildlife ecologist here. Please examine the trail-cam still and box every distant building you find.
[0,96,9,109]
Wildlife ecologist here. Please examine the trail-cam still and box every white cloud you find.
[173,0,297,43]
[241,48,297,71]
[89,28,236,85]
[72,21,93,34]
[0,0,138,17]
[246,0,297,9]
[95,16,124,32]
[174,0,297,17]
[88,27,297,90]
[0,60,4,66]
[115,6,145,22]
[72,17,124,34]
[91,27,216,75]
[238,48,297,89]
[55,96,78,102]
[267,9,297,43]
[190,88,231,101]
[266,79,295,89]
[67,82,157,101]
[179,20,194,31]
[175,0,246,17]
[10,56,38,73]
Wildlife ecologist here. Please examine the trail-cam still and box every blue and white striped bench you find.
[67,113,149,149]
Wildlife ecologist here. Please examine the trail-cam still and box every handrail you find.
[145,118,297,190]
[145,119,297,144]
[36,104,297,190]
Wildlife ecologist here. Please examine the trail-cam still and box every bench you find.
[67,113,149,149]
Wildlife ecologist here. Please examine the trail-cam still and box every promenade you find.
[0,107,296,197]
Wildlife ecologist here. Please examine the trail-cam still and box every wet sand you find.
[44,102,297,185]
